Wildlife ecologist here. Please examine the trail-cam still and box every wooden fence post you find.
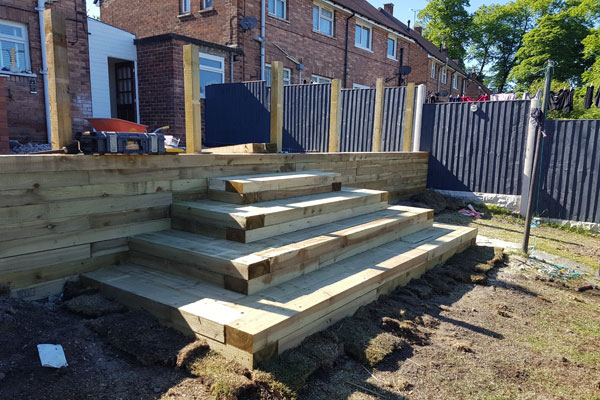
[328,79,342,152]
[44,9,72,150]
[270,61,284,152]
[403,82,415,152]
[372,77,384,152]
[183,44,202,153]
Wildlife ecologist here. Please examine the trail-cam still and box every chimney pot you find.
[415,26,423,35]
[383,3,394,16]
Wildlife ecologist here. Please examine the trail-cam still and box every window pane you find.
[276,0,285,18]
[265,65,272,86]
[268,0,275,14]
[322,8,332,19]
[313,7,319,30]
[387,38,395,57]
[200,69,223,97]
[283,69,290,85]
[204,0,212,8]
[355,26,361,45]
[200,57,222,69]
[321,18,332,35]
[0,24,21,38]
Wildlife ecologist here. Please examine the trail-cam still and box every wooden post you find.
[270,61,283,152]
[403,82,415,152]
[183,44,202,153]
[328,79,342,152]
[44,9,72,150]
[372,77,384,152]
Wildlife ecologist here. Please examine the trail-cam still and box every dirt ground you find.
[1,206,599,400]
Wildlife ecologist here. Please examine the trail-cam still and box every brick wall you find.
[0,77,9,154]
[1,0,92,143]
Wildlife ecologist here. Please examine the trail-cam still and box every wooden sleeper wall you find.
[0,152,428,299]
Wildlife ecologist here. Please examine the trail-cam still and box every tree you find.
[418,0,472,63]
[510,8,593,87]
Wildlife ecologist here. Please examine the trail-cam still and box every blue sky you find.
[87,0,511,21]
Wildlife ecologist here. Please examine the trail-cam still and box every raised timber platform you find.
[80,169,477,369]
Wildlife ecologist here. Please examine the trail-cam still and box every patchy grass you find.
[436,206,600,270]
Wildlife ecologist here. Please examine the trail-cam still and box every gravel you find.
[10,141,52,154]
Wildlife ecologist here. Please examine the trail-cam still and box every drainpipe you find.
[260,0,265,80]
[343,11,355,88]
[36,0,52,144]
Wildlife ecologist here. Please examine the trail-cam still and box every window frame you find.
[268,0,287,20]
[199,52,225,99]
[311,74,331,84]
[430,62,436,79]
[441,67,447,85]
[180,0,191,14]
[265,64,292,86]
[203,0,213,10]
[354,22,372,51]
[0,19,31,74]
[452,73,458,90]
[313,4,334,37]
[353,83,370,89]
[387,36,397,60]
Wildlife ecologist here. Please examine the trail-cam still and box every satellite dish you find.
[239,16,258,31]
[398,66,412,75]
[438,90,450,97]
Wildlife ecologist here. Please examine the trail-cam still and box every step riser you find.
[130,209,433,294]
[208,182,342,205]
[172,200,389,243]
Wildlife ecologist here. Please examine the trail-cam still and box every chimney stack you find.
[414,26,423,35]
[440,41,447,55]
[383,3,394,16]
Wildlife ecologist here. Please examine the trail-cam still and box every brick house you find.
[1,0,92,144]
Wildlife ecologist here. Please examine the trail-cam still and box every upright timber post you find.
[44,9,72,150]
[183,44,202,153]
[270,61,284,152]
[372,77,384,152]
[403,82,415,151]
[328,79,342,152]
[522,60,554,253]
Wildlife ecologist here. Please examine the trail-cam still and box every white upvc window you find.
[180,0,190,13]
[0,20,31,73]
[353,83,369,89]
[265,64,291,86]
[441,68,447,84]
[452,73,458,89]
[354,22,371,51]
[199,52,224,98]
[313,4,334,36]
[268,0,286,19]
[430,62,436,79]
[203,0,213,9]
[387,37,396,60]
[462,79,466,93]
[311,74,331,84]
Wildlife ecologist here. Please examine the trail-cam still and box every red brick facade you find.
[1,0,92,143]
[0,77,9,154]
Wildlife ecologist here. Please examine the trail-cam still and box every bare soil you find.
[1,221,599,399]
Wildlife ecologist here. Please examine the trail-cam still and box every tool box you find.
[77,131,165,155]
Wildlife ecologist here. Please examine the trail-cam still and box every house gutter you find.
[35,0,52,144]
[343,11,355,88]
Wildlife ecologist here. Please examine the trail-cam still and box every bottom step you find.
[82,223,477,369]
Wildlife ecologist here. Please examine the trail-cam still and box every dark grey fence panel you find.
[537,119,600,223]
[421,100,531,195]
[282,83,330,153]
[339,88,375,152]
[204,81,270,147]
[381,87,407,151]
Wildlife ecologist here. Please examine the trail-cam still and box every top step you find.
[208,171,342,204]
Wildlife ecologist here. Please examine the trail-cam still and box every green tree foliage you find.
[418,0,472,63]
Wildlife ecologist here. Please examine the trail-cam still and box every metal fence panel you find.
[339,88,376,152]
[538,119,600,223]
[282,83,330,153]
[421,100,531,195]
[381,87,407,151]
[204,81,270,147]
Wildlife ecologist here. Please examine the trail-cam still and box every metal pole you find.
[522,60,554,253]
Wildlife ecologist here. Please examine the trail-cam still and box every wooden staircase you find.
[82,171,477,368]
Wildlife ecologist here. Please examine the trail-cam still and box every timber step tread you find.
[130,205,433,284]
[84,223,477,364]
[172,188,389,243]
[209,171,341,194]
